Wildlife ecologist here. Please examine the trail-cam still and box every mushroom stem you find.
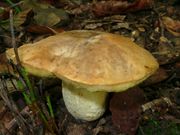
[62,82,108,121]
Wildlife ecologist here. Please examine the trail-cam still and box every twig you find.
[9,9,21,67]
[1,106,30,135]
[0,106,7,119]
[141,97,173,112]
[9,9,36,102]
[8,9,36,134]
[9,1,23,9]
[60,114,67,133]
[4,0,21,13]
[152,5,165,38]
[139,126,146,135]
[0,78,33,134]
[46,92,59,133]
[9,9,55,134]
[159,17,165,38]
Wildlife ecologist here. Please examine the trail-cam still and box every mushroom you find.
[5,30,159,121]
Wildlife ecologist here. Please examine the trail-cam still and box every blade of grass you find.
[17,80,32,104]
[0,78,33,134]
[46,93,54,118]
[4,0,21,13]
[20,68,36,101]
[9,9,56,134]
[46,92,59,133]
[9,9,21,66]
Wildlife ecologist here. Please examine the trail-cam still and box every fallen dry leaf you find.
[141,97,173,112]
[22,0,69,27]
[142,68,169,86]
[0,8,10,21]
[0,2,8,7]
[1,9,33,30]
[34,10,61,26]
[92,0,154,17]
[162,16,180,37]
[66,122,86,135]
[0,2,9,20]
[26,24,64,34]
[0,106,31,135]
[26,24,56,34]
[109,87,145,135]
[0,53,13,74]
[33,8,69,27]
[0,111,14,134]
[153,38,179,65]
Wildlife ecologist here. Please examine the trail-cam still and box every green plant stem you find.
[22,92,32,104]
[30,103,54,134]
[46,94,54,118]
[46,93,59,133]
[20,68,36,101]
[4,0,21,13]
[17,79,32,104]
[9,6,54,134]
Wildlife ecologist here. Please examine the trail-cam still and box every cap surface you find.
[6,30,159,92]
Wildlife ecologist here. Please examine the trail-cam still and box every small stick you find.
[9,9,21,67]
[0,106,7,119]
[8,9,35,134]
[5,0,21,13]
[141,97,173,112]
[0,78,34,134]
[1,106,30,135]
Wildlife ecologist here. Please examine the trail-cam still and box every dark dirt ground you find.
[0,0,180,135]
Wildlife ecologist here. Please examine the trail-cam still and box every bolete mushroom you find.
[5,30,159,121]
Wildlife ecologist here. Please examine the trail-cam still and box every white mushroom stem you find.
[62,82,108,121]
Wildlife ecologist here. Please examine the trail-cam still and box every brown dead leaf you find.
[0,111,14,134]
[26,24,64,34]
[13,9,33,27]
[26,24,55,34]
[92,0,154,17]
[162,16,180,37]
[142,68,169,86]
[1,9,33,30]
[66,123,86,135]
[109,87,145,135]
[34,9,60,26]
[0,104,6,119]
[153,38,179,65]
[0,2,8,7]
[0,2,9,20]
[0,53,13,74]
[22,0,69,27]
[0,8,10,20]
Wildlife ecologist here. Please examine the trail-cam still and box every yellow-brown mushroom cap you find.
[6,30,159,92]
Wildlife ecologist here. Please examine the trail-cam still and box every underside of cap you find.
[6,30,159,92]
[61,73,151,92]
